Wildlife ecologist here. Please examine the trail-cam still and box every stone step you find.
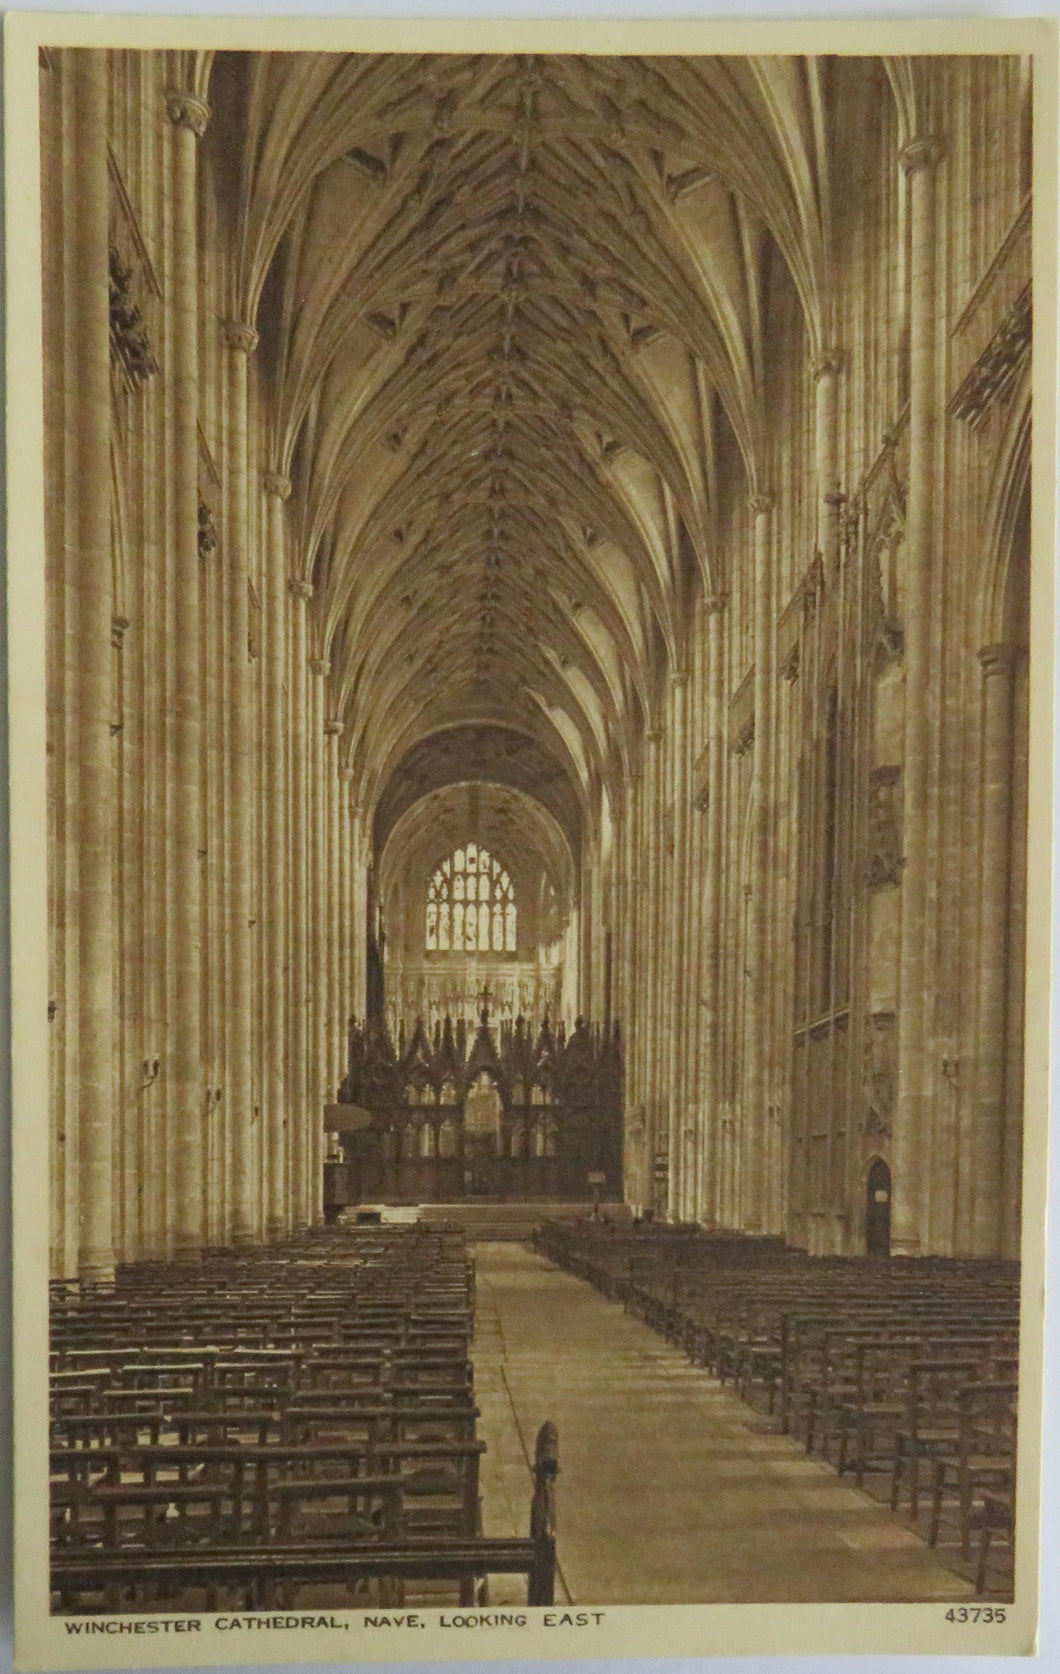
[417,1201,632,1242]
[339,1200,632,1240]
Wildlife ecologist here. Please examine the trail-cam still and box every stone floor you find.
[473,1241,975,1606]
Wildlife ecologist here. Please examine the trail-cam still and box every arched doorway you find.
[866,1158,892,1258]
[464,1070,505,1194]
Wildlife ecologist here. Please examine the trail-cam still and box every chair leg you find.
[928,1463,944,1547]
[959,1470,973,1561]
[976,1524,992,1596]
[889,1441,903,1513]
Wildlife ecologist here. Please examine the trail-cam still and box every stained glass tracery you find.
[426,847,516,952]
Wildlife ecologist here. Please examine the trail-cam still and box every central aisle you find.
[473,1242,973,1606]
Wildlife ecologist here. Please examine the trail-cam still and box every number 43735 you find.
[945,1607,1007,1624]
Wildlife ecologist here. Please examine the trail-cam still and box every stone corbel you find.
[165,90,210,139]
[810,347,845,384]
[223,319,259,356]
[898,135,946,177]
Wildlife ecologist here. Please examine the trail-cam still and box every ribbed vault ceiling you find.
[207,51,898,859]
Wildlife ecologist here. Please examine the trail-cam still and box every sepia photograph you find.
[5,14,1057,1669]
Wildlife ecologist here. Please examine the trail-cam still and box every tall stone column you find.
[223,319,259,1244]
[262,472,291,1239]
[687,649,707,1223]
[643,733,662,1209]
[165,82,210,1260]
[340,768,355,1049]
[972,645,1015,1255]
[812,351,844,570]
[287,580,312,1230]
[351,803,363,1024]
[744,492,775,1231]
[324,721,344,1090]
[309,659,330,1223]
[701,595,728,1227]
[667,671,690,1220]
[610,800,626,1039]
[351,805,366,1024]
[892,135,945,1256]
[71,51,115,1284]
[622,771,643,1207]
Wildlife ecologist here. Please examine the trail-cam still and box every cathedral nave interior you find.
[37,44,1035,1612]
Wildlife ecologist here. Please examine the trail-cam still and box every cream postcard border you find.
[7,13,1057,1668]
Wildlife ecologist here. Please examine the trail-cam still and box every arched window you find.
[426,847,517,953]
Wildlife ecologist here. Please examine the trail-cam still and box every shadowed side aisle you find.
[472,1242,974,1606]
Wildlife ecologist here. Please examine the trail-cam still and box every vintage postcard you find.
[6,12,1058,1670]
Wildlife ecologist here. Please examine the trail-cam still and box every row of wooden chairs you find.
[50,1225,554,1613]
[538,1221,1018,1598]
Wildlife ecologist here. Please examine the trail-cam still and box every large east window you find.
[426,844,516,953]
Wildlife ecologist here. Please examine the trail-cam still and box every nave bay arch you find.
[375,779,580,1040]
[327,773,625,1210]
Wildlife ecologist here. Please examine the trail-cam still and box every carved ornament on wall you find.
[866,481,906,672]
[198,501,218,561]
[863,1010,897,1137]
[109,249,159,387]
[950,284,1032,428]
[866,765,903,889]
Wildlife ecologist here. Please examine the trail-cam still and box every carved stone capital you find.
[340,767,355,782]
[979,643,1017,676]
[705,591,729,615]
[645,729,663,747]
[263,471,291,500]
[748,490,775,518]
[899,135,946,176]
[165,90,210,138]
[670,667,691,688]
[288,578,313,602]
[324,719,344,737]
[310,658,331,678]
[223,320,259,355]
[810,347,844,382]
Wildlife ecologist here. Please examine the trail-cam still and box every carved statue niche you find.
[863,1011,897,1138]
[866,765,904,890]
